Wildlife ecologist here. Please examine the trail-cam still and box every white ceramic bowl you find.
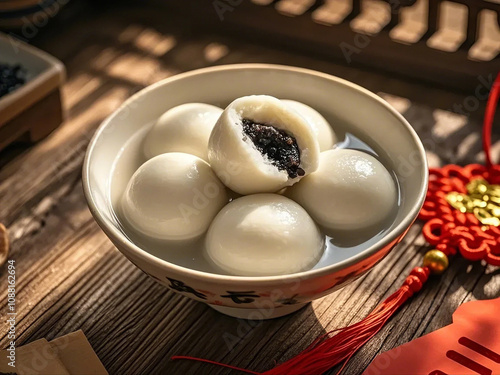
[83,64,428,319]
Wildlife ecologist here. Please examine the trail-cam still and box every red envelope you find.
[363,298,500,375]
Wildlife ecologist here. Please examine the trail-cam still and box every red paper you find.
[363,298,500,375]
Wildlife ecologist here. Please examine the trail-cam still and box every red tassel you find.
[172,267,430,374]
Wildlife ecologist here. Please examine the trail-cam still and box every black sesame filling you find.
[242,118,305,179]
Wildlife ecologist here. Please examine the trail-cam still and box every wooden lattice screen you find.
[164,0,500,92]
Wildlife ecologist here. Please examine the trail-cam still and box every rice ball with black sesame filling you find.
[208,95,320,195]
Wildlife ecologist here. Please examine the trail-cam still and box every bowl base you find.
[210,303,308,319]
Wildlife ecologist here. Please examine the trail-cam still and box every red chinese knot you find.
[419,70,500,266]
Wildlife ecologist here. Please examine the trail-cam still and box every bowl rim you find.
[82,63,428,286]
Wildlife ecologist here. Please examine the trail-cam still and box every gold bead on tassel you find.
[423,250,449,275]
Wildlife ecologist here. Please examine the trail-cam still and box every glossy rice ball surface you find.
[143,103,222,162]
[287,149,397,231]
[121,153,228,240]
[205,194,324,276]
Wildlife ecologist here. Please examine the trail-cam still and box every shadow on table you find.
[0,142,33,171]
[159,302,328,375]
[451,257,500,300]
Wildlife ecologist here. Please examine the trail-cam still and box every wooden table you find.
[1,2,499,374]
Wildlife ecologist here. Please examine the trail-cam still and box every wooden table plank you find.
[0,2,498,375]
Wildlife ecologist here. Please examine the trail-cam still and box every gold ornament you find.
[423,250,449,275]
[445,178,500,227]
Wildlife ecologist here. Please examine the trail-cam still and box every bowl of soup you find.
[82,64,428,319]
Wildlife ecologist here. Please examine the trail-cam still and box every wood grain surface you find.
[0,2,499,375]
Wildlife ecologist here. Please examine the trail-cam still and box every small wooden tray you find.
[0,32,65,151]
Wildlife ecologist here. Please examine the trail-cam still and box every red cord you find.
[483,72,500,169]
[170,356,261,374]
